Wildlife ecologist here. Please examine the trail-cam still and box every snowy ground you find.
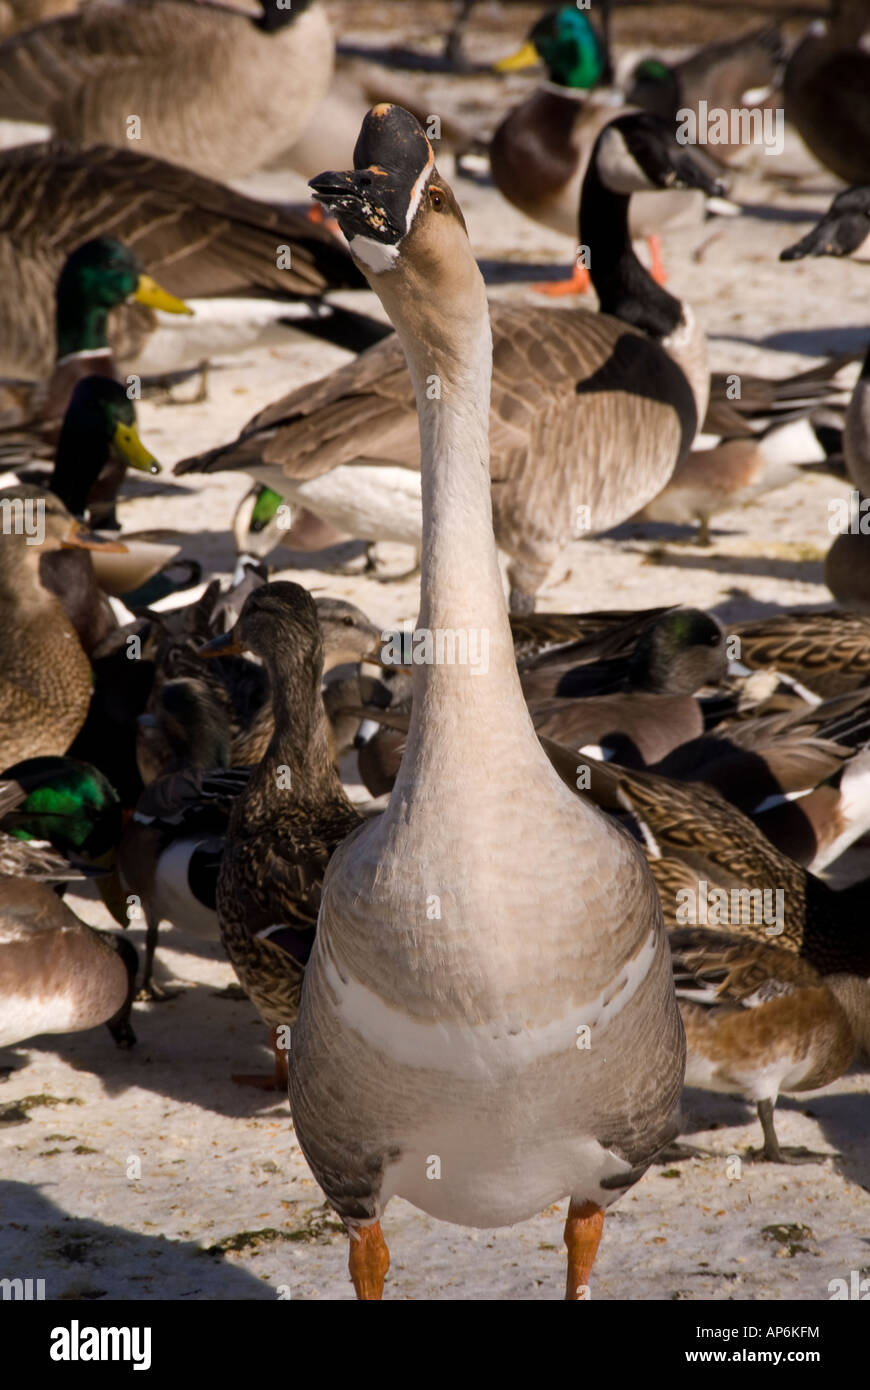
[1,1,869,1302]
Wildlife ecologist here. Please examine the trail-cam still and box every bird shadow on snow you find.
[680,1081,870,1194]
[0,1182,273,1300]
[2,947,293,1122]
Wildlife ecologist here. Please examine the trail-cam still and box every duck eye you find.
[429,187,446,211]
[343,616,354,626]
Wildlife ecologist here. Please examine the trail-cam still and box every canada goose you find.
[0,485,126,769]
[672,928,870,1164]
[0,875,138,1050]
[627,23,784,166]
[0,0,334,181]
[178,111,722,613]
[783,0,870,187]
[0,142,369,381]
[287,105,684,1301]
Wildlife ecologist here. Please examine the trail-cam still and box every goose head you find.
[592,112,728,198]
[309,105,486,363]
[780,187,870,263]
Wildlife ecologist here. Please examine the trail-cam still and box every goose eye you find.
[429,187,446,211]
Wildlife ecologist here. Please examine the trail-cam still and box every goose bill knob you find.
[309,104,457,276]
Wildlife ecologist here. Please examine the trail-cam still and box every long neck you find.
[385,281,537,792]
[581,168,684,340]
[55,289,111,361]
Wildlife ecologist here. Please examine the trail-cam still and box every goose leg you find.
[564,1199,605,1300]
[232,1026,290,1090]
[348,1222,390,1300]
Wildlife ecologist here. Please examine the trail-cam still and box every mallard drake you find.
[287,105,684,1301]
[0,755,121,881]
[0,142,370,381]
[0,875,137,1049]
[211,582,363,1089]
[672,927,870,1164]
[45,376,160,531]
[178,111,722,612]
[0,0,334,181]
[489,3,713,293]
[783,0,870,187]
[0,237,190,433]
[0,485,126,768]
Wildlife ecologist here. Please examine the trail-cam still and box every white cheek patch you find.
[349,235,400,273]
[405,148,435,231]
[596,125,656,194]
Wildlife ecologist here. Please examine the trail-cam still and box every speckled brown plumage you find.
[0,140,364,378]
[0,489,96,769]
[216,582,363,1032]
[730,612,870,697]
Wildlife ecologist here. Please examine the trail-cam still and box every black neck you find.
[50,429,110,517]
[581,165,684,342]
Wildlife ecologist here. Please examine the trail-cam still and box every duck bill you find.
[198,628,245,659]
[494,40,540,72]
[62,519,128,553]
[113,421,161,475]
[133,273,193,316]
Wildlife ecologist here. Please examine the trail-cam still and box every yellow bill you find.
[113,421,161,475]
[134,273,193,316]
[494,40,540,73]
